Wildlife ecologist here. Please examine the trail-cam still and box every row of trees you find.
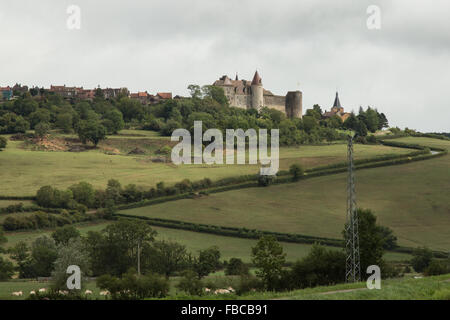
[1,85,391,147]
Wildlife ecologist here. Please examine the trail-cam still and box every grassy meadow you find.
[241,273,450,300]
[119,137,450,251]
[0,130,411,196]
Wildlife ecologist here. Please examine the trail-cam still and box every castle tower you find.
[285,91,302,118]
[251,70,264,111]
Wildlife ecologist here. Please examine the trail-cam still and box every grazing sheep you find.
[214,289,230,295]
[38,288,46,293]
[58,290,69,295]
[29,291,36,295]
[85,290,93,295]
[11,291,23,296]
[227,287,235,292]
[99,290,110,296]
[204,288,211,293]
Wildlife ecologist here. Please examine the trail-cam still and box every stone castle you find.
[213,71,302,118]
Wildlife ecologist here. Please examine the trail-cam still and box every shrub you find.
[289,164,304,181]
[176,270,204,296]
[225,258,249,276]
[424,260,449,276]
[411,247,433,273]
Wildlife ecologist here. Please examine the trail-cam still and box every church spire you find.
[333,91,342,108]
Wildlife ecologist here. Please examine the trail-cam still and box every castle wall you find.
[232,94,251,109]
[264,95,286,113]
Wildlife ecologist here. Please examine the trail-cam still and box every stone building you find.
[213,71,302,118]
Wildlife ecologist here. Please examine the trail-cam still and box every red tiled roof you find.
[157,92,172,99]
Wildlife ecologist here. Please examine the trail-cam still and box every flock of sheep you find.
[11,288,110,297]
[11,286,240,298]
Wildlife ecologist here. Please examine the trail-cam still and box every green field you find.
[2,220,410,264]
[242,273,450,300]
[119,137,450,251]
[0,131,411,197]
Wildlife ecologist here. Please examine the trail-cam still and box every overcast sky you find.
[1,0,449,132]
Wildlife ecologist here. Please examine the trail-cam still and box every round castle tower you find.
[285,91,302,118]
[251,71,264,111]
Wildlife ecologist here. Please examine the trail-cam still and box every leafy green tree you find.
[52,225,81,246]
[290,244,345,289]
[51,238,91,291]
[76,120,107,146]
[35,121,51,138]
[289,164,304,181]
[411,247,433,273]
[29,108,51,128]
[225,258,249,276]
[194,246,221,278]
[103,109,124,134]
[69,181,95,208]
[30,236,58,277]
[85,220,157,276]
[56,113,73,133]
[251,235,286,290]
[344,208,384,273]
[0,136,7,150]
[176,270,204,296]
[187,84,202,99]
[145,240,190,277]
[8,241,32,278]
[0,112,30,133]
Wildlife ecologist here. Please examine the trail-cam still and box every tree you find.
[29,108,51,128]
[145,240,190,277]
[0,257,14,280]
[51,238,91,291]
[30,236,58,277]
[194,246,221,278]
[76,119,107,146]
[69,181,95,208]
[85,220,157,276]
[251,235,286,290]
[103,109,124,134]
[0,112,30,134]
[52,225,81,246]
[35,121,50,138]
[56,113,73,133]
[344,208,384,273]
[225,258,249,276]
[290,244,345,289]
[176,270,204,296]
[0,136,7,150]
[411,247,433,273]
[8,241,32,278]
[289,164,304,181]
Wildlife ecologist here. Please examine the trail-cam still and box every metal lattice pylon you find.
[345,136,361,282]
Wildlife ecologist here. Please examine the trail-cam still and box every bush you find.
[225,258,249,276]
[0,136,7,150]
[411,247,433,273]
[236,275,263,295]
[176,270,204,296]
[289,164,304,181]
[424,260,449,276]
[96,270,169,299]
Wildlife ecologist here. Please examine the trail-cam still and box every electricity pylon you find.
[345,135,361,282]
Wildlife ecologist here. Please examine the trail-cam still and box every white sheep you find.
[38,288,46,293]
[99,290,110,296]
[84,289,93,295]
[29,291,36,295]
[11,291,23,296]
[204,288,211,293]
